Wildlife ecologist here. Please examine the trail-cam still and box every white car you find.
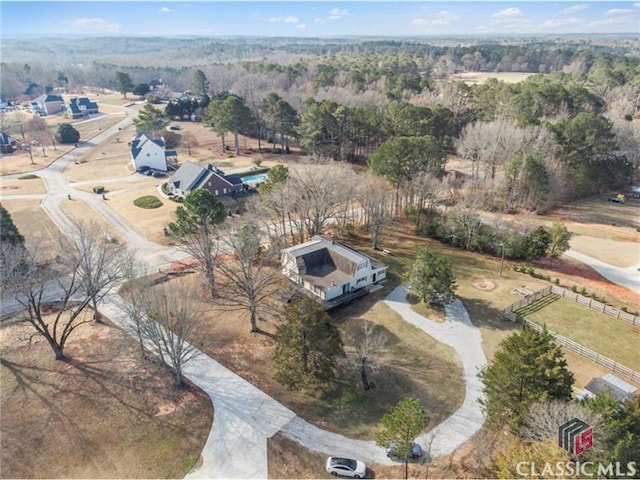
[326,456,367,478]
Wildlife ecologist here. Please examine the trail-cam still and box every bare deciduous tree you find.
[64,221,136,322]
[214,218,285,333]
[125,279,202,386]
[357,174,394,250]
[352,319,388,390]
[12,245,94,360]
[523,400,604,443]
[25,116,51,157]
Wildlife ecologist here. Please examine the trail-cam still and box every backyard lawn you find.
[518,296,640,371]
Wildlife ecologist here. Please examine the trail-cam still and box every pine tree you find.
[404,246,457,306]
[479,327,574,432]
[274,296,343,391]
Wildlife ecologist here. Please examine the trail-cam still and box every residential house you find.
[29,94,64,116]
[169,161,244,197]
[130,133,177,172]
[281,236,388,309]
[66,97,99,118]
[0,132,19,153]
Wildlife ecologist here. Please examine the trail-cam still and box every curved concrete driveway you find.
[2,107,486,477]
[564,249,640,294]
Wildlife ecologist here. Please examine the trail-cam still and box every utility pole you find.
[499,243,505,277]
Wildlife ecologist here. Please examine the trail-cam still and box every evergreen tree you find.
[547,222,572,265]
[274,296,343,391]
[190,69,209,96]
[404,246,457,306]
[115,71,134,98]
[133,103,169,136]
[479,327,574,432]
[168,189,227,297]
[376,398,429,480]
[0,203,24,246]
[56,123,80,144]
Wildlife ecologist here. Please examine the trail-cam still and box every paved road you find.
[564,249,640,294]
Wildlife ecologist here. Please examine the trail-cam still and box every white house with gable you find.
[130,133,177,172]
[281,235,387,308]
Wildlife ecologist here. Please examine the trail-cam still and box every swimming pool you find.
[241,173,268,184]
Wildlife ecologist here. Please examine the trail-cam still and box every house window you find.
[208,181,212,186]
[223,188,227,194]
[146,153,150,157]
[215,190,219,196]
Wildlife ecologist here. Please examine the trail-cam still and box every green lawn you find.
[520,297,640,371]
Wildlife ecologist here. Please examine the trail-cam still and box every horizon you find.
[1,1,639,38]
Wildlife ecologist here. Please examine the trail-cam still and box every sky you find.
[1,1,638,38]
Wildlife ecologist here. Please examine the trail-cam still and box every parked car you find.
[385,442,424,460]
[136,165,150,173]
[169,124,181,131]
[143,169,154,176]
[326,457,367,478]
[152,171,166,178]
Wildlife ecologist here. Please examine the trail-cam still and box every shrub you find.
[93,186,105,194]
[133,195,163,209]
[18,174,39,180]
[571,285,578,293]
[553,278,560,285]
[580,287,588,295]
[56,123,80,144]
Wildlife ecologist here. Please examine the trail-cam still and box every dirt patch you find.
[0,309,212,479]
[471,278,496,291]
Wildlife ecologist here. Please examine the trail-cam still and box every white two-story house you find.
[130,133,176,172]
[281,236,387,309]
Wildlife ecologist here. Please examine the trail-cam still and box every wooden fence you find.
[503,286,640,383]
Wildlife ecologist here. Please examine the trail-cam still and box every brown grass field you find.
[0,312,212,479]
[446,71,535,85]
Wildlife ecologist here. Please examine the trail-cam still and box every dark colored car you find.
[385,442,424,460]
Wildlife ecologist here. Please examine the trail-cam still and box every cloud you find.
[314,17,325,23]
[268,15,300,24]
[605,8,634,15]
[539,17,583,29]
[69,18,122,33]
[492,7,523,20]
[588,17,634,27]
[634,2,640,8]
[412,10,459,28]
[560,4,587,14]
[295,23,306,29]
[328,8,349,20]
[159,7,174,14]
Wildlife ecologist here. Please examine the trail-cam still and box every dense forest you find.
[1,35,639,211]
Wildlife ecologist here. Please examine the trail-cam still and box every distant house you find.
[169,161,244,197]
[281,236,388,309]
[130,133,177,172]
[29,94,64,116]
[66,97,99,118]
[0,132,19,153]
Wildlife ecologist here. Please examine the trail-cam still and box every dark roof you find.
[130,133,165,160]
[34,94,63,103]
[223,173,243,186]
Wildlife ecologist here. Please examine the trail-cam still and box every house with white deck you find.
[281,236,387,309]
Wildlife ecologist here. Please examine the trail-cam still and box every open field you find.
[0,198,62,262]
[446,71,535,85]
[0,313,212,479]
[519,296,640,371]
[59,198,125,245]
[0,175,46,195]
